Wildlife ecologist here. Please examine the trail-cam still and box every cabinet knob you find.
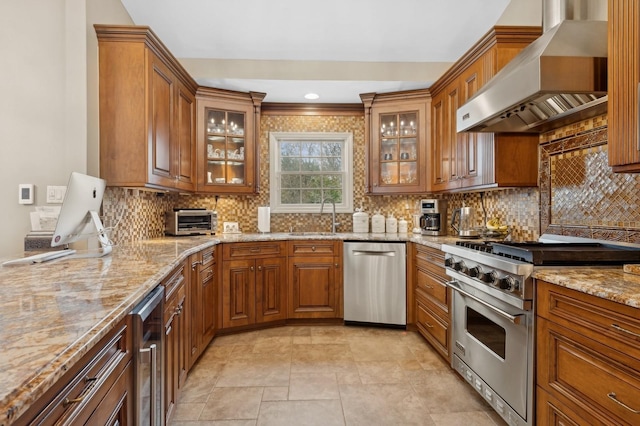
[257,266,262,271]
[311,246,316,251]
[335,263,339,268]
[250,266,255,271]
[373,182,378,187]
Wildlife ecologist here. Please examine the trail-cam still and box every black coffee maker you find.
[420,199,447,236]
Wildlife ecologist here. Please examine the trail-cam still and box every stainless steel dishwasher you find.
[343,241,406,326]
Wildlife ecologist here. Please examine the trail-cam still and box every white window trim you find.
[269,131,354,214]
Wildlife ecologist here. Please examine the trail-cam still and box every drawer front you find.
[538,317,640,425]
[537,387,593,426]
[28,318,132,425]
[414,244,445,266]
[164,264,185,301]
[201,247,215,269]
[416,294,449,359]
[223,242,285,259]
[537,280,640,360]
[415,262,448,308]
[288,240,338,256]
[201,265,214,284]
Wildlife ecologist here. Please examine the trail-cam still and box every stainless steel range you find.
[441,239,640,426]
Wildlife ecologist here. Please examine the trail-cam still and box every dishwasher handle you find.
[351,250,396,257]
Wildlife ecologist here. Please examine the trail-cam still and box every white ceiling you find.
[119,0,541,103]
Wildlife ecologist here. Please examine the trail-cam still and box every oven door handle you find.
[447,280,524,325]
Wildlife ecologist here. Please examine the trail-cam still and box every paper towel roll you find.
[258,206,270,233]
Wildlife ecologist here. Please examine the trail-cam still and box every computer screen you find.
[51,172,111,256]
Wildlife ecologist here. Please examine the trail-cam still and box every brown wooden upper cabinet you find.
[607,0,640,172]
[361,90,430,194]
[95,25,198,192]
[196,88,265,194]
[429,26,542,192]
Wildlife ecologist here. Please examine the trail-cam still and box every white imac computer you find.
[2,172,111,266]
[51,172,112,256]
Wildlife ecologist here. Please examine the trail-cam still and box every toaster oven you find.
[165,209,217,236]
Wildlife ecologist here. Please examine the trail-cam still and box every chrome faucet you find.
[319,198,340,233]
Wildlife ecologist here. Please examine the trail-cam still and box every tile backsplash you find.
[101,113,541,243]
[105,112,638,245]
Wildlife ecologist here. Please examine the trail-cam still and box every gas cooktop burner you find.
[453,240,640,265]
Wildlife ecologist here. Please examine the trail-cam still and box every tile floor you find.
[170,325,507,426]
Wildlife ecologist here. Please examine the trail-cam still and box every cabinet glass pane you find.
[206,110,226,134]
[380,114,398,137]
[227,112,245,136]
[399,162,417,184]
[381,138,398,161]
[399,112,418,136]
[399,138,417,160]
[380,162,398,185]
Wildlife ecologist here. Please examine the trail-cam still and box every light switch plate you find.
[46,185,66,203]
[18,184,34,205]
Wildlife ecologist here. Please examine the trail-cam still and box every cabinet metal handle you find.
[250,248,260,253]
[424,322,434,329]
[257,266,262,271]
[447,280,524,325]
[191,260,202,270]
[608,392,640,414]
[312,246,316,251]
[63,376,98,406]
[250,266,255,271]
[611,323,640,339]
[335,263,339,268]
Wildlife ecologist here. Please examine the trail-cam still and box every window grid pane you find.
[279,140,345,205]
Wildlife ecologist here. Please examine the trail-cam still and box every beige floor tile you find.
[348,337,417,362]
[430,411,500,426]
[177,375,216,403]
[288,372,340,400]
[173,402,205,421]
[339,383,434,425]
[291,335,312,344]
[356,361,408,384]
[336,371,362,385]
[291,343,353,361]
[171,421,256,426]
[257,400,345,426]
[261,386,289,401]
[310,326,350,344]
[199,387,264,420]
[216,359,290,387]
[412,370,492,413]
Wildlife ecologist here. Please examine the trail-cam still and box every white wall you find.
[0,0,131,257]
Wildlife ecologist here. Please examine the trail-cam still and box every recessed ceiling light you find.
[304,93,320,100]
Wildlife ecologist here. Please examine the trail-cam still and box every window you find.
[269,132,353,213]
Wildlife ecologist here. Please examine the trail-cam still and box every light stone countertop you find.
[3,232,638,424]
[532,267,640,309]
[0,232,451,425]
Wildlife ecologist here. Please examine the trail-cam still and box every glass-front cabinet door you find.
[379,112,419,186]
[205,109,247,186]
[363,92,429,194]
[196,89,264,194]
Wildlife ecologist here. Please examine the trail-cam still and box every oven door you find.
[448,278,533,420]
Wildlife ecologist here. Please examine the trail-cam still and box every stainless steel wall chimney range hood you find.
[457,0,607,133]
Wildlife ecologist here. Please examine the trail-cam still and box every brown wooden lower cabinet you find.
[188,247,217,369]
[536,280,640,425]
[287,240,342,319]
[221,242,288,329]
[163,264,187,424]
[14,316,133,426]
[411,243,451,361]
